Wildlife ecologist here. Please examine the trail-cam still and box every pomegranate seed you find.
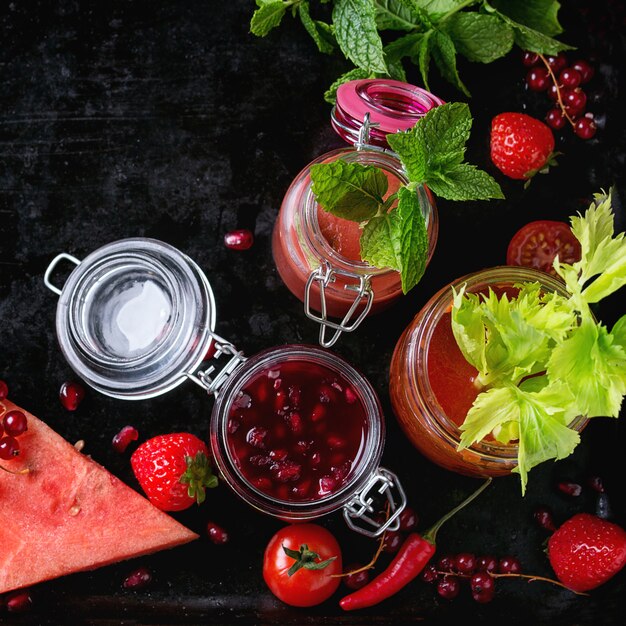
[319,384,335,403]
[122,566,152,589]
[224,229,254,251]
[273,459,301,483]
[274,390,288,412]
[309,451,321,466]
[533,506,557,531]
[112,425,139,453]
[557,481,582,497]
[269,448,288,461]
[311,403,326,422]
[0,436,20,460]
[252,477,272,491]
[291,479,312,498]
[273,378,282,390]
[6,590,33,612]
[587,475,605,493]
[344,386,357,404]
[296,439,312,453]
[498,556,522,574]
[285,412,302,434]
[437,575,461,600]
[327,435,346,449]
[331,460,351,481]
[246,426,268,449]
[207,521,229,544]
[227,418,240,434]
[344,564,370,590]
[59,380,86,411]
[0,379,8,400]
[398,506,418,532]
[249,454,271,467]
[3,410,28,437]
[318,475,337,495]
[288,385,301,406]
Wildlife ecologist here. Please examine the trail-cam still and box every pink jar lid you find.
[331,79,445,148]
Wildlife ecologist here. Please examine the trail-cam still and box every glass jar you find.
[388,266,589,478]
[272,79,444,348]
[44,238,405,537]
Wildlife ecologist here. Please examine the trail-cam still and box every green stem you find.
[422,477,492,544]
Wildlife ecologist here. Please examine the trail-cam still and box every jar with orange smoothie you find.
[272,79,443,347]
[389,266,589,479]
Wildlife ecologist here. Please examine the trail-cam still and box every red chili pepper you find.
[339,477,492,611]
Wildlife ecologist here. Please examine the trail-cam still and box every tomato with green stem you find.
[506,220,581,276]
[263,523,343,607]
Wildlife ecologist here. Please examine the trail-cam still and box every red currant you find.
[571,59,594,84]
[526,67,550,91]
[6,590,33,612]
[562,88,587,117]
[546,108,567,130]
[521,51,540,67]
[0,436,20,460]
[3,410,28,437]
[343,564,370,590]
[421,563,439,583]
[471,572,496,603]
[0,379,8,400]
[224,229,254,251]
[498,556,522,574]
[437,575,461,600]
[454,553,476,575]
[547,83,560,102]
[382,530,404,553]
[574,116,597,139]
[546,53,568,75]
[476,555,498,573]
[59,380,86,411]
[559,67,582,88]
[436,554,456,573]
[398,506,418,532]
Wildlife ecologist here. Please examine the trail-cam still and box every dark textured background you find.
[0,1,625,624]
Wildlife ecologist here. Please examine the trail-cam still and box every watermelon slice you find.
[0,399,198,594]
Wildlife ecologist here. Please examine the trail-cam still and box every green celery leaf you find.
[310,161,388,221]
[489,0,564,36]
[333,0,388,73]
[397,185,429,293]
[360,211,403,271]
[451,286,489,373]
[612,315,626,350]
[250,1,286,36]
[430,30,470,96]
[375,0,431,31]
[442,12,514,63]
[324,68,372,104]
[298,3,335,54]
[546,318,626,418]
[426,162,504,200]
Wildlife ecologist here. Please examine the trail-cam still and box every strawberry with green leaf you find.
[131,433,218,512]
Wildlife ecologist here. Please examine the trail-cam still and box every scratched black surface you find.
[0,1,625,625]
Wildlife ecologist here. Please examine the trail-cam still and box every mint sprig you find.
[309,102,502,294]
[249,0,573,101]
[452,190,626,494]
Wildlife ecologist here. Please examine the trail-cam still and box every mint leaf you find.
[442,12,514,63]
[324,68,372,105]
[427,162,505,200]
[430,30,470,96]
[396,185,429,293]
[310,161,388,221]
[250,1,286,37]
[333,0,388,73]
[490,0,564,37]
[486,3,574,55]
[417,0,475,20]
[375,0,430,31]
[384,30,433,89]
[298,3,335,54]
[360,211,403,271]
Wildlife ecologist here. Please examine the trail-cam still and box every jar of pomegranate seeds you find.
[272,79,443,347]
[44,238,406,537]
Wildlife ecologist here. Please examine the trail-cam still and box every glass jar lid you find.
[331,78,446,148]
[48,238,216,399]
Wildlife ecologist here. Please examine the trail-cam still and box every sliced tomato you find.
[506,220,581,275]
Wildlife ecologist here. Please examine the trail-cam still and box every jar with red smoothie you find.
[388,266,589,478]
[272,79,443,347]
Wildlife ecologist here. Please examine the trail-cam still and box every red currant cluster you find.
[523,51,597,139]
[421,552,522,603]
[0,407,28,461]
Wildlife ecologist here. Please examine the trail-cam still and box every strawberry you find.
[547,512,626,592]
[130,433,218,512]
[490,112,556,181]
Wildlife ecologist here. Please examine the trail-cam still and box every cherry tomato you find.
[506,220,581,275]
[262,523,343,607]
